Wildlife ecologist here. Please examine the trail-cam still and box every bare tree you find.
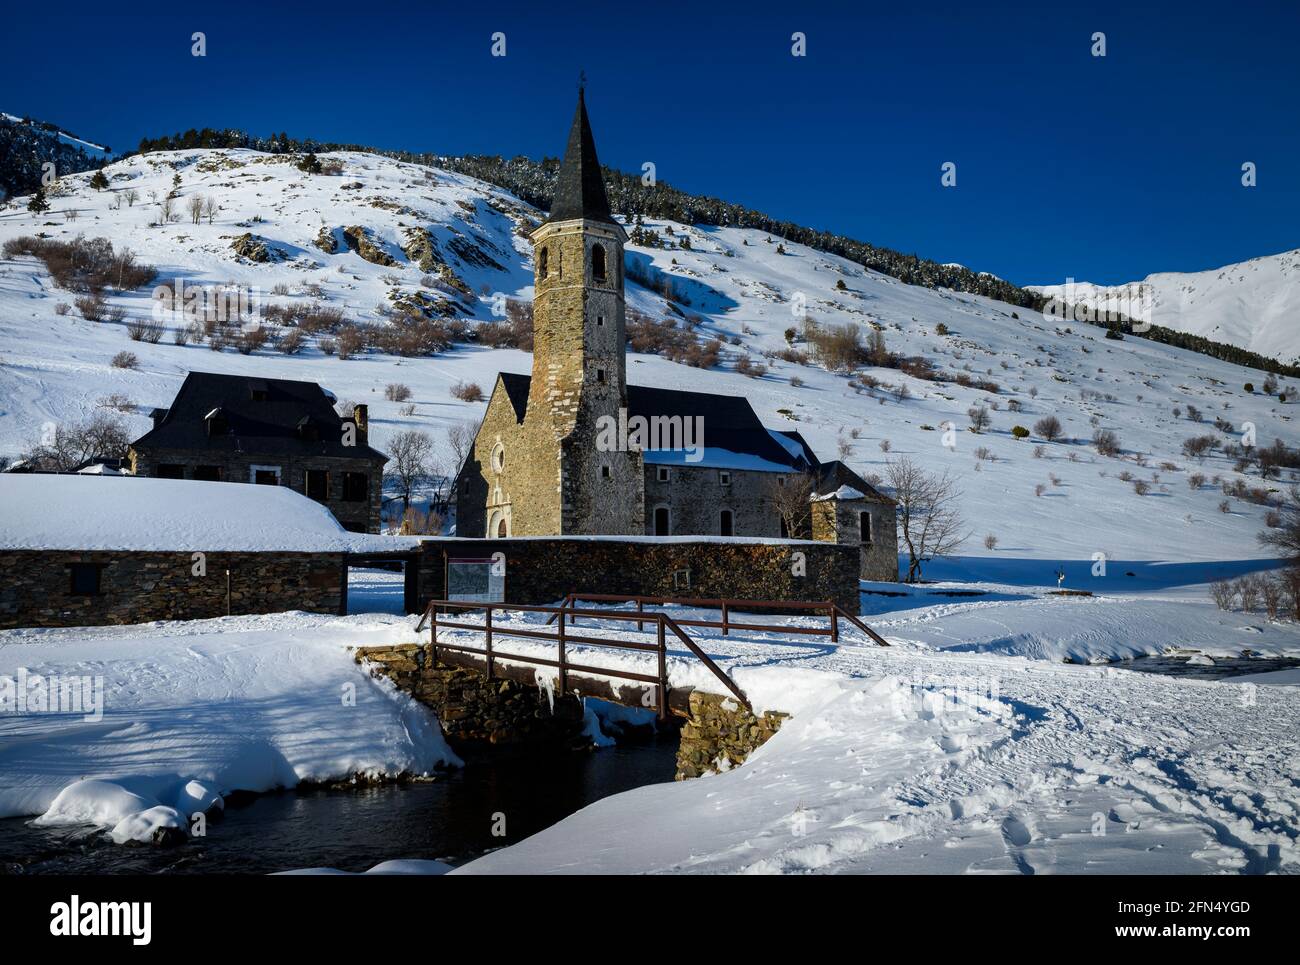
[160,195,174,224]
[886,456,968,582]
[202,196,219,225]
[21,411,130,471]
[967,405,991,433]
[766,471,817,538]
[386,429,434,513]
[187,195,204,225]
[124,188,139,207]
[1259,484,1300,562]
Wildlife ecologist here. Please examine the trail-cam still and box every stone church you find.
[455,90,898,581]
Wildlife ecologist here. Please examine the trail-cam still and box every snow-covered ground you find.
[1,147,1295,566]
[449,592,1300,875]
[2,576,1296,870]
[1033,248,1300,366]
[0,612,457,842]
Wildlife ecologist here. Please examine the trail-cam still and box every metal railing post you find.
[430,604,439,665]
[636,598,644,632]
[721,601,729,636]
[830,602,839,643]
[484,605,494,680]
[656,617,668,720]
[557,609,568,695]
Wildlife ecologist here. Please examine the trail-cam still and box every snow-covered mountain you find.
[1,147,1295,571]
[0,112,112,201]
[1032,248,1300,366]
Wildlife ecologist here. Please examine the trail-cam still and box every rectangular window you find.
[860,512,872,544]
[596,368,607,383]
[596,315,605,327]
[720,509,734,537]
[155,464,185,479]
[657,467,670,483]
[600,464,611,479]
[250,465,281,485]
[193,465,222,481]
[69,563,101,596]
[305,469,329,502]
[343,472,368,502]
[719,471,731,486]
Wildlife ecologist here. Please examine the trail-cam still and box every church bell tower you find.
[526,86,643,534]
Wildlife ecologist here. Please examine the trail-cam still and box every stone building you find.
[0,474,361,628]
[129,371,387,532]
[455,89,898,581]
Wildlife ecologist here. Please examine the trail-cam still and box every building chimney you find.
[352,404,368,446]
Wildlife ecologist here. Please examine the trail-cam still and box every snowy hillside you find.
[1,147,1296,573]
[1032,248,1300,366]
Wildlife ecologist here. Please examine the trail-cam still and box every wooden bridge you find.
[414,593,888,719]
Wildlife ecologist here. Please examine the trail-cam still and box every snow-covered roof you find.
[0,474,406,553]
[811,485,866,501]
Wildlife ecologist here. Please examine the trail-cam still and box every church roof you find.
[492,372,891,503]
[545,89,617,227]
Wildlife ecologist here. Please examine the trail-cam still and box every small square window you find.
[657,467,670,482]
[777,476,787,488]
[719,471,731,486]
[343,472,368,502]
[601,465,611,479]
[69,563,101,596]
[596,315,605,327]
[595,368,607,383]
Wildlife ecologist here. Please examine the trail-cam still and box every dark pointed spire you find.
[546,87,616,225]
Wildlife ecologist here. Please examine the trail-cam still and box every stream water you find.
[0,735,680,875]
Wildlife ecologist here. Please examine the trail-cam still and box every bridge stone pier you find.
[354,642,786,778]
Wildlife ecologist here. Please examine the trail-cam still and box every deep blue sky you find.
[3,0,1296,286]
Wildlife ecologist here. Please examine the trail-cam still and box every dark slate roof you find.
[813,460,896,504]
[494,372,812,470]
[545,90,617,226]
[130,371,387,462]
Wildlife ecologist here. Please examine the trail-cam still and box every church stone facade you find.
[455,90,898,581]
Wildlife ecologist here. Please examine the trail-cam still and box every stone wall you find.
[642,464,785,537]
[0,550,345,629]
[356,643,588,749]
[677,691,787,780]
[414,535,862,612]
[811,498,899,582]
[129,445,384,533]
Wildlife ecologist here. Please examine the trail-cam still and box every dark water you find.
[0,736,680,875]
[1118,654,1300,681]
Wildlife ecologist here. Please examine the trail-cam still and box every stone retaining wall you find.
[356,643,587,749]
[0,550,345,629]
[676,691,787,780]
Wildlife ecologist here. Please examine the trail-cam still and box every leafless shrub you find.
[385,383,413,402]
[451,380,484,402]
[1188,472,1206,490]
[1132,479,1150,495]
[110,350,138,369]
[1209,580,1236,610]
[278,328,305,354]
[127,317,165,342]
[1091,428,1120,457]
[1033,416,1063,441]
[983,533,998,550]
[1035,483,1046,496]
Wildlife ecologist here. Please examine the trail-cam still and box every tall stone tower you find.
[525,88,643,534]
